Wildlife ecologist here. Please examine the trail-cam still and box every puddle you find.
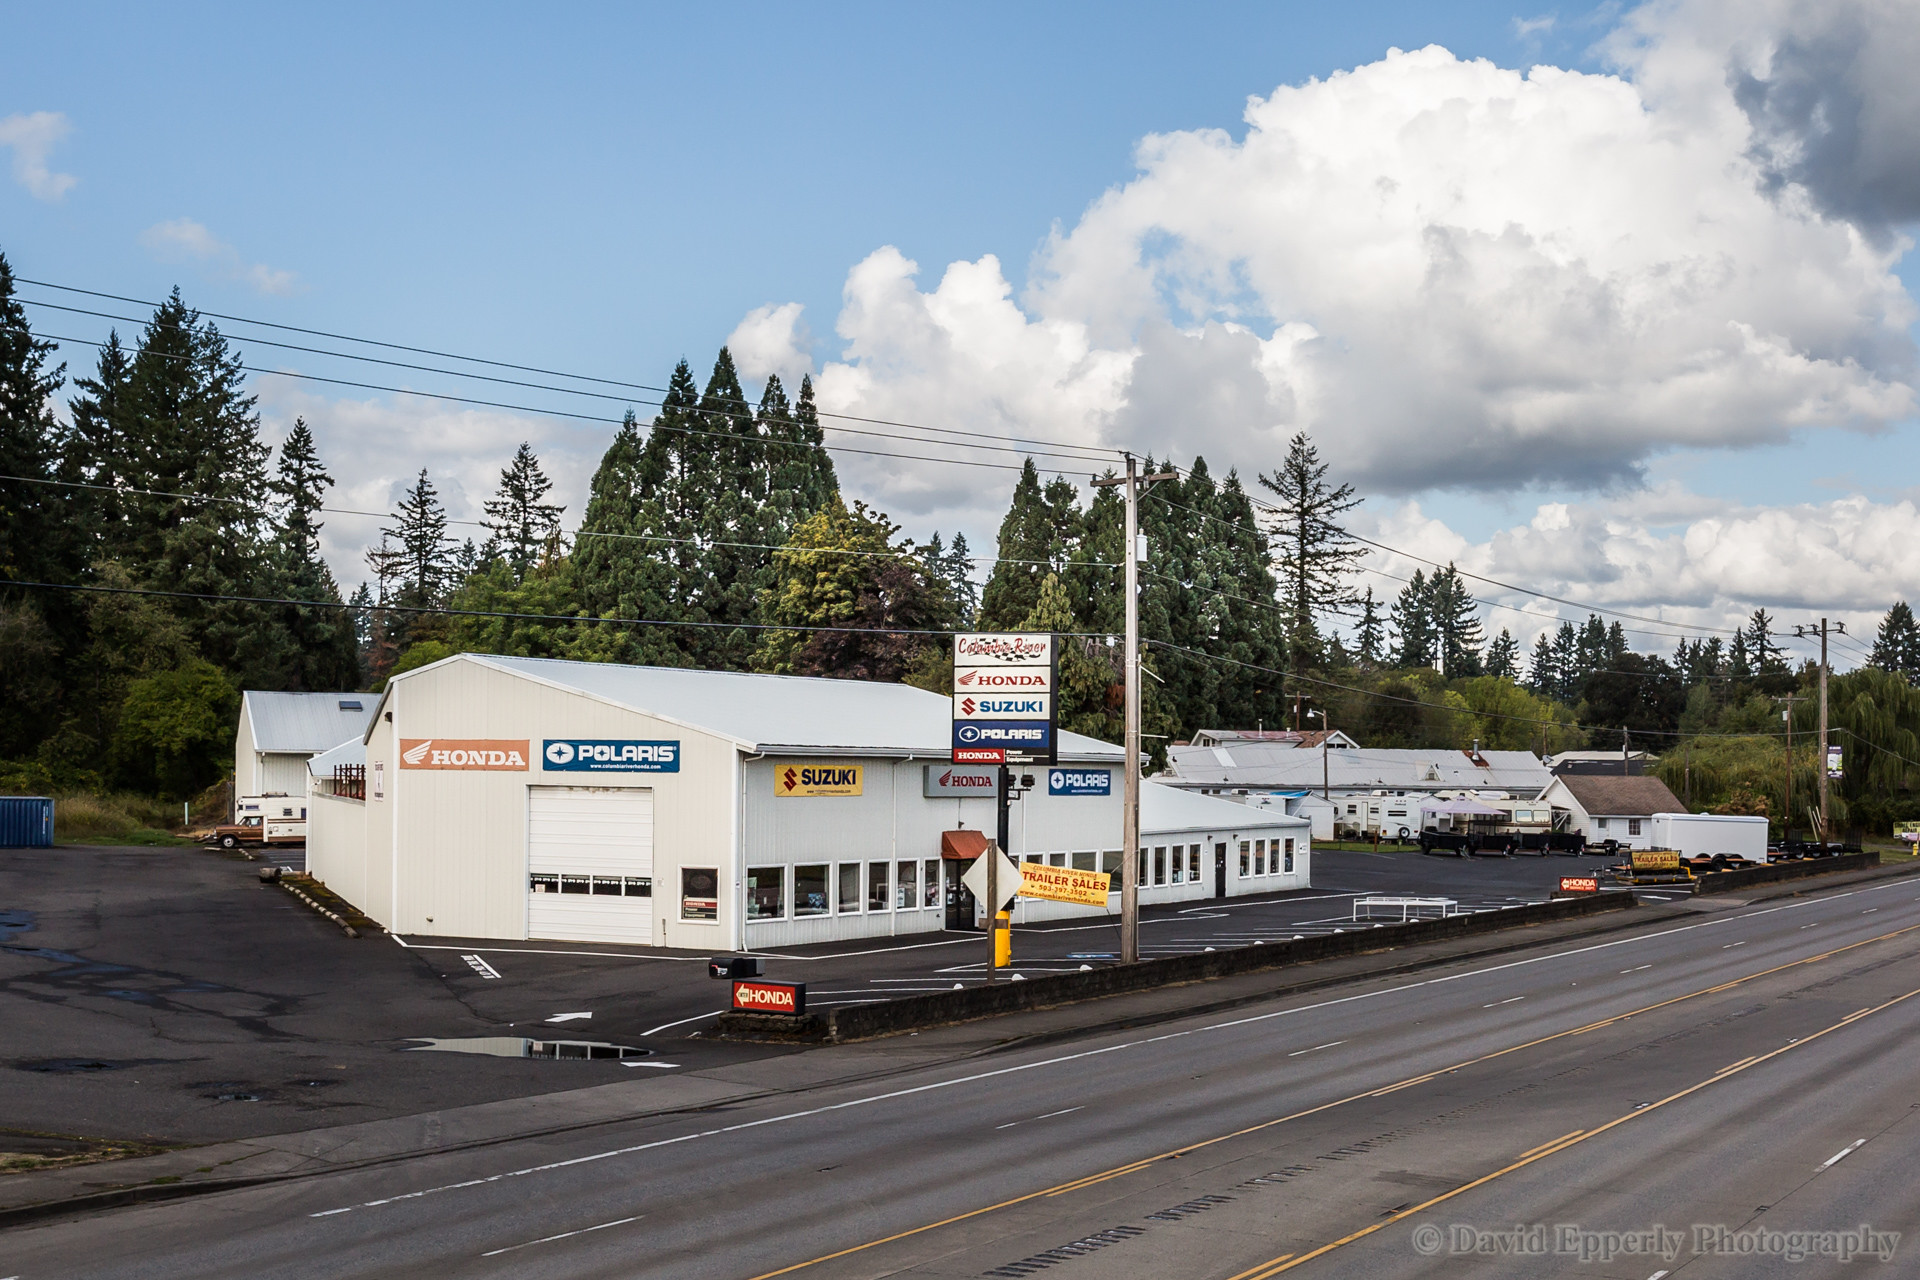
[19,1059,124,1074]
[405,1037,654,1061]
[0,909,34,943]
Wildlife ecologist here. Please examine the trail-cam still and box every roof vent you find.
[339,700,363,711]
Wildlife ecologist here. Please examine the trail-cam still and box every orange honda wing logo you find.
[397,739,530,770]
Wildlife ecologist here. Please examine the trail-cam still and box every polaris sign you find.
[1048,768,1111,797]
[542,740,681,773]
[953,720,1052,749]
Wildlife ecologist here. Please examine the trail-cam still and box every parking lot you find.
[2,840,1624,1151]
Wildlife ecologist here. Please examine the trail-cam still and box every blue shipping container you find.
[0,796,55,848]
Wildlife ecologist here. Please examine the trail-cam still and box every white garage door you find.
[527,786,655,945]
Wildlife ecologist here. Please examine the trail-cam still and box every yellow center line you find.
[744,919,1920,1280]
[1239,983,1920,1276]
[1517,1129,1584,1159]
[1224,1253,1297,1280]
[1716,1055,1758,1074]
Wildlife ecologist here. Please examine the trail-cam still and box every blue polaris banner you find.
[951,720,1053,751]
[1048,768,1111,797]
[543,739,681,772]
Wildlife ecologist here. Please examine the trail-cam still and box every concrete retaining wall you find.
[717,892,1635,1044]
[1694,851,1880,895]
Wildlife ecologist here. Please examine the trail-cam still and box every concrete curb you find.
[280,879,360,938]
[718,893,1636,1044]
[1694,852,1880,896]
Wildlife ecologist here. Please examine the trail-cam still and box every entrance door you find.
[1213,842,1228,898]
[946,860,979,929]
[527,786,654,944]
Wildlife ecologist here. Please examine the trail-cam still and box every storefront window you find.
[1073,850,1096,872]
[867,861,890,912]
[895,860,916,909]
[922,859,940,908]
[838,862,862,913]
[1283,839,1294,873]
[1102,850,1123,883]
[1169,846,1182,883]
[681,867,718,921]
[746,866,786,920]
[1189,845,1201,881]
[1239,841,1251,876]
[1255,839,1267,875]
[794,864,829,916]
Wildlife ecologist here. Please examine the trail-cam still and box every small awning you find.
[941,830,990,860]
[1420,798,1505,817]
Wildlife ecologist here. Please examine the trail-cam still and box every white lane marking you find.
[546,1012,592,1023]
[624,1062,679,1069]
[1863,909,1878,914]
[1801,923,1820,930]
[1622,965,1652,973]
[1288,1041,1346,1056]
[996,1106,1084,1130]
[1820,1139,1866,1169]
[461,955,501,980]
[1648,1271,1670,1279]
[480,1214,642,1257]
[314,1029,1199,1217]
[1723,942,1747,949]
[640,1010,723,1036]
[314,880,1920,1218]
[1480,996,1526,1007]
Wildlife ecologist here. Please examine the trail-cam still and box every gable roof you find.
[384,654,1124,762]
[1550,773,1684,816]
[1141,781,1309,833]
[243,692,377,754]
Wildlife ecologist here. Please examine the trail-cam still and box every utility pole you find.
[1774,695,1805,837]
[1092,455,1175,965]
[1794,620,1846,841]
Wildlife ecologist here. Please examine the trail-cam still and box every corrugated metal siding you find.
[390,660,737,946]
[0,797,54,848]
[259,754,310,797]
[234,710,258,796]
[241,691,377,753]
[363,712,396,928]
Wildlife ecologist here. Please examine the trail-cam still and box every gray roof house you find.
[235,691,378,797]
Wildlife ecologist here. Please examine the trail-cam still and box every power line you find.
[14,278,1122,464]
[0,473,1123,570]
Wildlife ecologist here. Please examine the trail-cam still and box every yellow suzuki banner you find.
[1017,862,1111,906]
[775,763,863,797]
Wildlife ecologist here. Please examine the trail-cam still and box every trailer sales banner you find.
[1016,862,1111,906]
[1630,849,1681,871]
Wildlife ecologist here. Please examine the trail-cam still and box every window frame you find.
[745,865,787,921]
[794,863,830,917]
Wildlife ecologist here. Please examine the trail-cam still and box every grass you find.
[52,792,196,847]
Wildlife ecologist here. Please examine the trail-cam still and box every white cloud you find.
[756,7,1915,512]
[1513,14,1558,39]
[139,218,299,296]
[0,110,77,201]
[726,302,813,387]
[1356,488,1920,654]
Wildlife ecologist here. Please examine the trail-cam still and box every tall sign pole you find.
[1795,619,1846,842]
[1093,457,1176,965]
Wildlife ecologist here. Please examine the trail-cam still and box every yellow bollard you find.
[994,910,1012,968]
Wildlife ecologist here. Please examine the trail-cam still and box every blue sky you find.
[4,2,1917,658]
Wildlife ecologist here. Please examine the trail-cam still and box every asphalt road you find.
[7,871,1916,1277]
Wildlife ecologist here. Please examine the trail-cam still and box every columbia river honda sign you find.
[951,633,1058,766]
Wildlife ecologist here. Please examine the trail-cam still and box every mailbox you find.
[708,956,765,980]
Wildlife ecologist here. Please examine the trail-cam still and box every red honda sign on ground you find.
[1559,876,1599,894]
[953,747,1006,763]
[732,979,807,1015]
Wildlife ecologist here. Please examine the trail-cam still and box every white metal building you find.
[235,691,377,798]
[305,653,1310,950]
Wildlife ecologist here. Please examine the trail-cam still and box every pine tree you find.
[1353,587,1385,666]
[573,399,691,668]
[1484,628,1519,680]
[0,251,65,586]
[1392,570,1435,668]
[1746,609,1786,674]
[263,418,358,689]
[1429,565,1484,676]
[920,532,979,628]
[1257,432,1363,664]
[762,374,838,535]
[1526,631,1556,694]
[482,442,566,582]
[1870,602,1920,680]
[979,459,1069,629]
[371,469,457,611]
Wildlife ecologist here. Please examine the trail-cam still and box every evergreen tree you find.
[1429,565,1484,676]
[1353,587,1385,667]
[1727,626,1753,679]
[1257,431,1363,663]
[572,406,686,667]
[263,419,358,689]
[368,469,457,617]
[762,374,838,534]
[1484,628,1519,680]
[1526,631,1557,694]
[57,330,132,570]
[1869,601,1920,680]
[1391,570,1435,667]
[0,251,64,586]
[979,459,1082,629]
[1747,609,1786,674]
[482,442,566,582]
[920,532,979,627]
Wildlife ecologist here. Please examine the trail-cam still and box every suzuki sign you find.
[952,694,1051,720]
[924,764,999,797]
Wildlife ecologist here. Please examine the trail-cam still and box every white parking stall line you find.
[1287,1040,1345,1057]
[640,1010,724,1037]
[461,955,501,980]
